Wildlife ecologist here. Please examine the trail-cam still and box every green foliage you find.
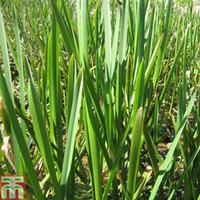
[0,0,199,199]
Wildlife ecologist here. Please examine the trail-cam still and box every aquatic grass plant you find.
[0,0,199,199]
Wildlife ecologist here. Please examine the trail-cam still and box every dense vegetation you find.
[0,0,199,199]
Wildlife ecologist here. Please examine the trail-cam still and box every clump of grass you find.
[0,0,199,199]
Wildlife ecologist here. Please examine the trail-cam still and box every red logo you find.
[0,176,25,200]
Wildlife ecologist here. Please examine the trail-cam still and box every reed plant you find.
[0,0,199,199]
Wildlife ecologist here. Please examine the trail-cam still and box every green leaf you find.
[103,0,112,79]
[61,69,83,195]
[28,78,61,199]
[0,69,44,200]
[150,91,197,200]
[127,107,144,198]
